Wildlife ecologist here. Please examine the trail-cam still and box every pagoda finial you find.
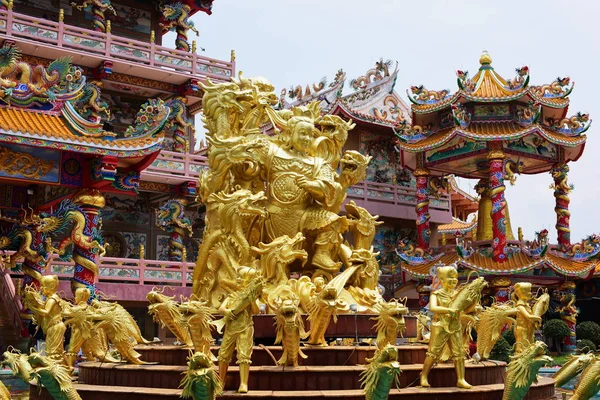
[480,51,492,65]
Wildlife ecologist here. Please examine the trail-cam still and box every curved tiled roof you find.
[438,218,477,234]
[401,249,597,279]
[410,53,572,115]
[397,122,586,153]
[0,107,164,156]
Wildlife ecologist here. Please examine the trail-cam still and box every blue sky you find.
[174,0,600,242]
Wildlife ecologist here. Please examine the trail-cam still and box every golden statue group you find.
[3,72,594,400]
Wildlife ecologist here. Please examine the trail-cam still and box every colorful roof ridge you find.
[438,218,477,234]
[397,123,587,153]
[400,249,597,279]
[409,52,573,115]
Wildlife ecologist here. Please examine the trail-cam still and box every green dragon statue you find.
[360,344,401,400]
[502,341,552,400]
[74,81,110,123]
[156,198,193,262]
[161,2,199,52]
[180,351,223,400]
[28,350,82,400]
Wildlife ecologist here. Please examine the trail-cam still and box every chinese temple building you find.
[281,61,482,300]
[395,51,594,350]
[0,0,233,344]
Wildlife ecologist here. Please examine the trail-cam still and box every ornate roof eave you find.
[396,124,587,153]
[438,218,478,234]
[342,65,399,108]
[400,251,597,279]
[411,87,571,117]
[282,78,345,110]
[330,101,398,130]
[0,108,165,158]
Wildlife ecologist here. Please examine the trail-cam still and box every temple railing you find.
[0,264,23,340]
[0,8,233,82]
[142,150,208,184]
[9,255,195,287]
[142,150,452,213]
[346,181,451,212]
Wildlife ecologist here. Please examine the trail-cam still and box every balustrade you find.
[0,8,234,82]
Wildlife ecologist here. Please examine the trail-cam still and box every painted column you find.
[414,167,431,250]
[416,283,430,311]
[71,189,105,297]
[156,199,193,262]
[490,276,511,303]
[551,163,571,248]
[488,150,507,262]
[559,281,578,353]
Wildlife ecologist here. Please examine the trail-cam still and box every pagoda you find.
[395,51,594,350]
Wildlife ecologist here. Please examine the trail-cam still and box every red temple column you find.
[551,163,571,248]
[414,168,431,249]
[70,189,105,297]
[490,276,512,303]
[488,150,507,262]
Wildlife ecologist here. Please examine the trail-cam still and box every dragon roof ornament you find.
[0,44,86,110]
[280,69,345,110]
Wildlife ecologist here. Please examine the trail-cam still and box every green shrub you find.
[502,328,516,347]
[489,337,511,363]
[577,321,600,345]
[577,339,596,352]
[543,319,571,340]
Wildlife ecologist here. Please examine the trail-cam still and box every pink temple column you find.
[488,149,507,262]
[414,168,431,249]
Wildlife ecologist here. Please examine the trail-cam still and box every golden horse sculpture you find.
[147,288,193,346]
[192,73,388,316]
[62,288,120,368]
[274,296,309,366]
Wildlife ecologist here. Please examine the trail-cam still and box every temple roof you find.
[400,250,597,279]
[398,123,587,152]
[438,218,477,234]
[409,52,572,115]
[0,106,166,158]
[281,61,412,129]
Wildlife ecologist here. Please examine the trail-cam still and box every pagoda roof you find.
[408,52,572,116]
[280,70,346,112]
[329,62,411,128]
[400,249,597,279]
[438,218,477,234]
[399,123,587,153]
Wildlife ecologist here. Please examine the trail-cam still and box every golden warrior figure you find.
[25,275,67,365]
[420,266,471,389]
[215,268,263,393]
[262,109,350,279]
[511,282,542,353]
